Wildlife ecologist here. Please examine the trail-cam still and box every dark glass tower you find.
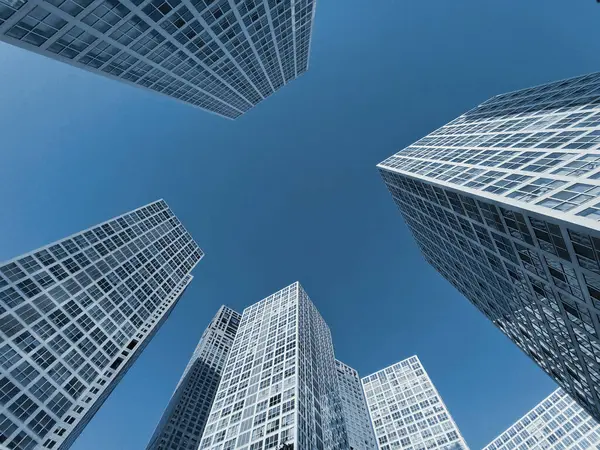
[146,305,240,450]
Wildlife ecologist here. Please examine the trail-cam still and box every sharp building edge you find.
[379,71,600,421]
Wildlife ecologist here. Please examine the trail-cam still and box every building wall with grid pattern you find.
[146,305,241,450]
[0,0,316,119]
[378,71,600,422]
[198,282,349,450]
[361,356,468,450]
[0,200,203,450]
[335,359,377,450]
[483,388,600,450]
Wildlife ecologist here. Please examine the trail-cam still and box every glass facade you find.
[335,359,377,450]
[198,282,349,450]
[483,388,600,450]
[378,71,600,422]
[362,356,468,450]
[0,199,202,450]
[0,0,316,119]
[146,305,241,450]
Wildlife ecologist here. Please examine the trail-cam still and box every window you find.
[29,377,56,402]
[28,410,56,437]
[507,178,565,203]
[18,257,41,275]
[33,294,56,314]
[7,431,37,450]
[552,154,600,177]
[16,279,41,298]
[32,348,56,370]
[0,413,18,443]
[0,288,25,309]
[0,314,24,337]
[14,331,40,353]
[47,392,72,416]
[538,183,600,212]
[0,263,26,283]
[8,393,38,421]
[48,363,71,385]
[15,304,40,325]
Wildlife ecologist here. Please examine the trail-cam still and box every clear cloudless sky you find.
[1,0,599,448]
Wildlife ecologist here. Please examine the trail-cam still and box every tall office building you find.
[335,359,377,450]
[0,199,202,450]
[198,282,349,450]
[0,0,317,119]
[378,71,600,421]
[483,388,600,450]
[362,356,468,450]
[146,305,241,450]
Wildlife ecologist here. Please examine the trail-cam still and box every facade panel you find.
[0,199,202,449]
[483,388,600,450]
[146,305,241,450]
[335,359,377,450]
[379,72,600,421]
[0,0,317,119]
[198,282,348,450]
[362,356,468,450]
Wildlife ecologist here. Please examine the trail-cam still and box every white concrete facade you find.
[198,282,348,450]
[362,356,468,450]
[0,0,316,118]
[379,72,600,422]
[0,199,202,450]
[483,388,600,450]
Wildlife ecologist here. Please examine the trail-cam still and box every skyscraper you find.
[146,305,241,450]
[198,282,349,450]
[378,71,600,421]
[0,199,202,450]
[362,356,468,450]
[483,388,600,450]
[335,359,377,450]
[0,0,316,119]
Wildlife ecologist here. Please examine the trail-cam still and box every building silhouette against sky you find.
[483,388,600,450]
[362,356,468,450]
[198,282,349,450]
[0,0,316,118]
[335,359,377,450]
[146,305,240,450]
[0,200,202,450]
[379,71,600,422]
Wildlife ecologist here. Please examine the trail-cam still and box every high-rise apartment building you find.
[483,388,600,450]
[198,282,349,450]
[362,356,468,450]
[146,305,241,450]
[0,0,316,119]
[335,359,377,450]
[0,199,202,450]
[378,71,600,421]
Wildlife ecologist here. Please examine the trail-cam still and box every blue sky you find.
[1,0,599,448]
